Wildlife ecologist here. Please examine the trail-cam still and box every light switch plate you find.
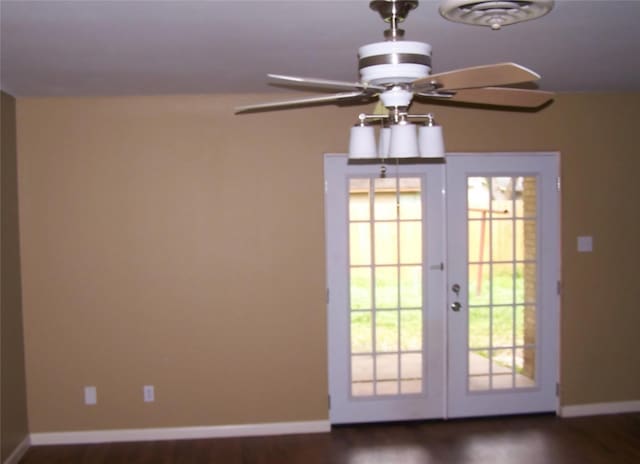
[577,236,593,252]
[143,385,155,402]
[84,386,97,405]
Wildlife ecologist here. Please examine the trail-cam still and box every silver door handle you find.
[451,301,462,312]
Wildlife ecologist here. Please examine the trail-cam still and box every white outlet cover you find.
[84,386,97,405]
[577,236,593,252]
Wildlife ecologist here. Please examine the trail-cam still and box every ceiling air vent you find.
[439,0,554,30]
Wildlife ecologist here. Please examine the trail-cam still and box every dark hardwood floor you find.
[20,413,640,464]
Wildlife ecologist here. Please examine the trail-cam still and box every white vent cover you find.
[439,0,554,30]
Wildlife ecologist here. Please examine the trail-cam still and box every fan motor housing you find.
[359,41,432,85]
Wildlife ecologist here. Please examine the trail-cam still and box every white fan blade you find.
[412,63,541,92]
[419,87,554,108]
[268,74,385,93]
[234,91,368,114]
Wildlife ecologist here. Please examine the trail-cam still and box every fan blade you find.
[420,87,555,108]
[234,91,368,114]
[268,74,385,93]
[412,63,540,92]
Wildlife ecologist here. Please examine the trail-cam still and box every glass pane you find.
[469,375,490,391]
[352,382,373,396]
[375,177,397,190]
[523,305,537,346]
[399,221,421,264]
[515,375,535,389]
[400,380,422,394]
[492,374,514,389]
[352,355,373,382]
[516,347,536,387]
[374,178,397,220]
[516,262,537,304]
[469,350,490,375]
[349,222,371,266]
[399,188,421,220]
[492,263,514,305]
[376,354,398,381]
[351,312,372,353]
[492,306,514,348]
[521,177,537,218]
[375,311,398,352]
[468,177,489,219]
[400,310,422,351]
[350,267,372,310]
[352,355,373,397]
[400,353,422,380]
[491,176,515,203]
[468,264,490,306]
[491,219,514,263]
[376,381,399,395]
[399,266,422,309]
[468,220,489,263]
[374,222,397,265]
[516,219,537,261]
[492,348,514,374]
[374,195,397,221]
[469,307,490,349]
[349,178,370,221]
[375,267,398,309]
[515,305,525,346]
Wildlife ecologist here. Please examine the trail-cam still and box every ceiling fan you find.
[234,0,554,115]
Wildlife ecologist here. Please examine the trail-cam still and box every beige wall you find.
[1,91,30,460]
[15,92,640,433]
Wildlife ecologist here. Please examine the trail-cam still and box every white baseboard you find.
[3,435,30,464]
[560,400,640,418]
[30,420,330,446]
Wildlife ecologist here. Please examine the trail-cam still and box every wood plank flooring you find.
[20,413,640,464]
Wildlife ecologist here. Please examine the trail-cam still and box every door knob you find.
[451,301,462,312]
[451,283,460,296]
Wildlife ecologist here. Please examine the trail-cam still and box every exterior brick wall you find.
[522,177,537,380]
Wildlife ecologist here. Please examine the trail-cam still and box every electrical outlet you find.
[143,385,155,402]
[84,386,97,405]
[577,235,593,252]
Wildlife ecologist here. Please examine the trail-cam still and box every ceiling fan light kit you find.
[350,111,445,159]
[235,0,555,160]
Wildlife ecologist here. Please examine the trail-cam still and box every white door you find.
[446,153,560,418]
[326,152,560,423]
[325,155,446,424]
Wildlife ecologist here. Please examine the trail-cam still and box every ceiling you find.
[2,0,640,97]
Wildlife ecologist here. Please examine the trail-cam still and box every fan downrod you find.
[370,0,419,22]
[370,0,419,40]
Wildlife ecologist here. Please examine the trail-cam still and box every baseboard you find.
[3,435,30,464]
[29,420,330,445]
[560,400,640,418]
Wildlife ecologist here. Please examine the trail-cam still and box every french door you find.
[446,153,560,417]
[325,152,559,424]
[325,156,446,424]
